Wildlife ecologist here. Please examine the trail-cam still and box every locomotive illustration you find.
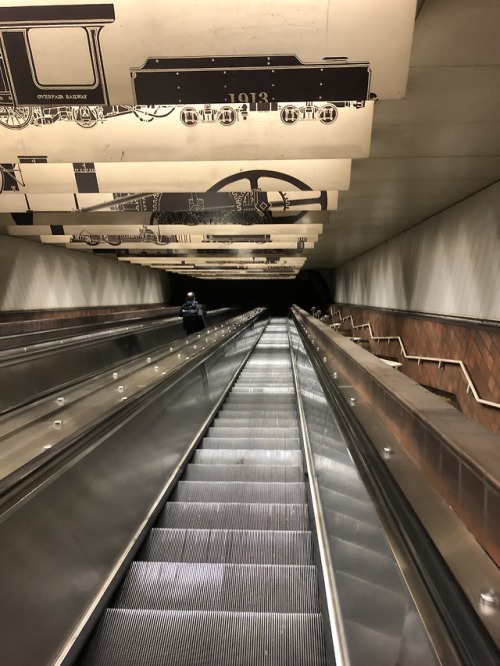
[0,5,372,127]
[71,226,189,247]
[68,228,275,247]
[178,100,365,127]
[0,4,115,105]
[0,103,174,130]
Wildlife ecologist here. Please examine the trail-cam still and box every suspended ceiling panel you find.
[0,102,374,163]
[7,1,500,280]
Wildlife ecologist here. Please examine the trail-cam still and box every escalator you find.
[79,319,328,665]
[1,312,497,665]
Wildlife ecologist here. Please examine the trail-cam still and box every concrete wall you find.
[0,234,169,311]
[335,182,500,321]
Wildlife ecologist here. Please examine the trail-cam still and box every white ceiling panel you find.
[0,0,415,104]
[1,0,500,279]
[0,102,373,163]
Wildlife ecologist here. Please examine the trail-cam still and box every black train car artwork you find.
[131,54,371,106]
[0,4,372,129]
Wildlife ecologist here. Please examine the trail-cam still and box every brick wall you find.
[330,305,500,434]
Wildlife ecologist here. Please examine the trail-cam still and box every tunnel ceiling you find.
[0,0,500,281]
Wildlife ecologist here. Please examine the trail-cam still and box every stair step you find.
[113,562,321,613]
[219,407,297,417]
[80,609,327,666]
[213,417,298,427]
[172,481,307,504]
[224,396,296,405]
[208,426,299,438]
[192,449,303,466]
[183,464,304,483]
[139,528,312,565]
[230,388,295,395]
[157,502,310,531]
[201,437,301,450]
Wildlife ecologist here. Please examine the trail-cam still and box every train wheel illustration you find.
[180,107,198,127]
[105,236,122,246]
[208,169,328,224]
[73,106,99,128]
[280,105,300,125]
[133,105,175,122]
[217,106,237,126]
[151,211,193,225]
[319,103,338,124]
[224,210,270,225]
[0,106,33,129]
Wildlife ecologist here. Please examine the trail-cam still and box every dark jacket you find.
[180,299,206,332]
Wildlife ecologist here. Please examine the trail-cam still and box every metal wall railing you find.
[330,309,499,410]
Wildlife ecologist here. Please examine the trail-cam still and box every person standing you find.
[180,291,206,335]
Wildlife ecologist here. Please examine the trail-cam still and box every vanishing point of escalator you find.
[80,320,327,665]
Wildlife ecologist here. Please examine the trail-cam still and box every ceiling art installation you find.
[0,0,416,279]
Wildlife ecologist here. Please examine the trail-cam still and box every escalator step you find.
[192,449,303,466]
[113,562,321,613]
[208,426,299,438]
[213,416,298,427]
[183,464,304,483]
[80,609,327,666]
[139,528,312,564]
[201,437,301,450]
[223,397,296,405]
[235,380,293,386]
[173,481,307,504]
[230,388,295,395]
[158,502,310,531]
[213,420,299,431]
[219,407,297,417]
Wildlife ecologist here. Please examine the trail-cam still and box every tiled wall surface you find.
[331,304,500,434]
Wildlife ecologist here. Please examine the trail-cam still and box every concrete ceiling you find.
[1,0,499,279]
[306,0,500,268]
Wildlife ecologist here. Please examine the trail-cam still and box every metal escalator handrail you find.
[0,307,236,363]
[287,318,350,666]
[0,316,172,363]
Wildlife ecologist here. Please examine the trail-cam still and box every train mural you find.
[130,54,371,106]
[0,4,373,125]
[0,100,361,131]
[0,104,175,130]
